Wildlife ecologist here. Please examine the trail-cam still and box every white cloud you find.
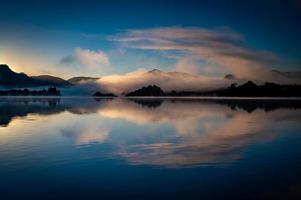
[175,57,201,74]
[74,48,109,67]
[60,47,110,75]
[98,69,231,94]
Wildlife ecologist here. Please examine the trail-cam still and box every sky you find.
[0,0,300,80]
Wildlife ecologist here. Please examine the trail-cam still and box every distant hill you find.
[68,76,99,84]
[147,69,198,79]
[31,75,72,87]
[126,85,166,96]
[0,64,70,87]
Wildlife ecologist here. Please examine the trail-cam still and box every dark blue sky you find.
[0,0,300,77]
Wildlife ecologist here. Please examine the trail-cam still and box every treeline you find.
[0,87,61,96]
[124,82,301,97]
[198,81,301,97]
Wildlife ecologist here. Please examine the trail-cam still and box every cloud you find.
[59,47,110,74]
[98,69,231,94]
[175,57,202,74]
[113,27,297,83]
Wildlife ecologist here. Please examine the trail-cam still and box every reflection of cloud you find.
[97,99,301,167]
[1,98,300,167]
[98,99,229,131]
[113,27,298,84]
[60,122,110,145]
[74,127,109,145]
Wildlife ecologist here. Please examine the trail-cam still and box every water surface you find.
[0,97,301,199]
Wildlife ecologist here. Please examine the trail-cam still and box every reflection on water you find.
[0,97,301,199]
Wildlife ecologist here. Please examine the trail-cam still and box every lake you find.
[0,97,301,199]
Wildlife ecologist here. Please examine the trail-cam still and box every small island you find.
[93,91,117,97]
[126,85,165,97]
[0,87,61,96]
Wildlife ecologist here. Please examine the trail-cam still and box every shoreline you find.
[1,96,301,100]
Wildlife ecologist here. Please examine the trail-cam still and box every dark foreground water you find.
[0,97,301,200]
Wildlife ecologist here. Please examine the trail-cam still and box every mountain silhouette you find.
[0,64,46,87]
[126,85,166,96]
[1,98,301,127]
[0,64,70,87]
[32,75,72,87]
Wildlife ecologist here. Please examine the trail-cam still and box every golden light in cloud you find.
[0,47,63,77]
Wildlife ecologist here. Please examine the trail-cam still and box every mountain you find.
[68,76,99,84]
[224,74,236,80]
[147,69,198,79]
[31,75,72,87]
[147,69,163,74]
[0,64,70,87]
[126,85,166,96]
[0,64,47,87]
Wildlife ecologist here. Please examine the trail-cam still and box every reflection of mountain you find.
[128,98,301,112]
[1,97,300,127]
[191,98,301,113]
[0,98,110,127]
[1,97,301,167]
[0,98,63,127]
[130,98,163,108]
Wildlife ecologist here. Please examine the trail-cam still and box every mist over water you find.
[0,97,301,199]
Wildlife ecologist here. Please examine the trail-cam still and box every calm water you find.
[0,97,301,199]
